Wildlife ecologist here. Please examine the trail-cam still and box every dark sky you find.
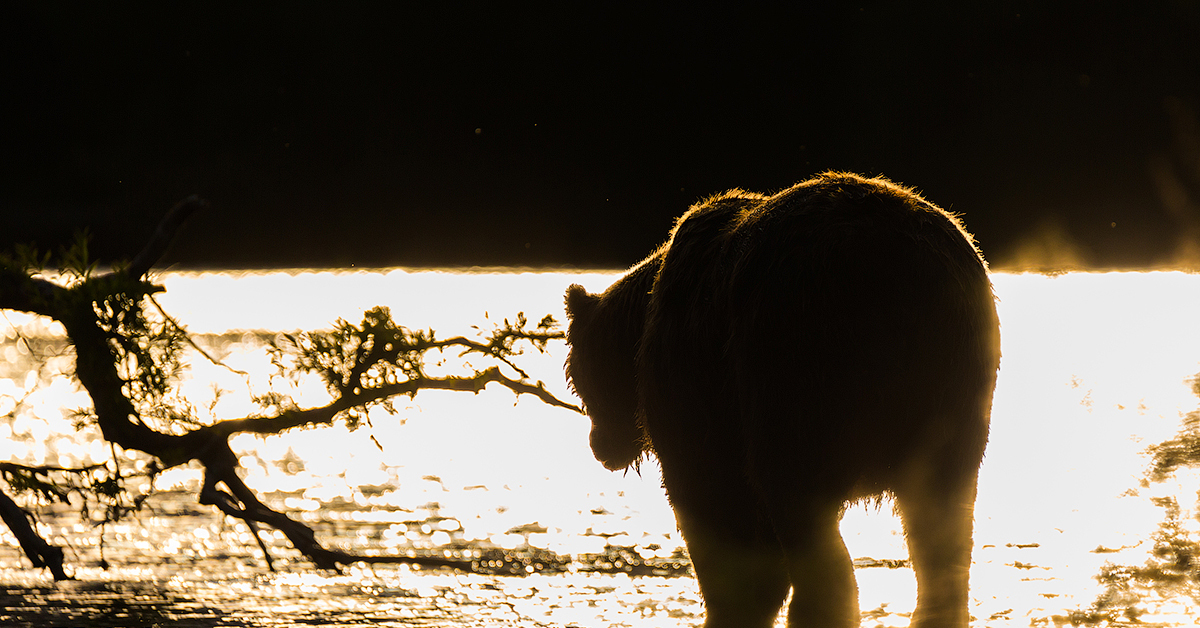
[4,2,1199,270]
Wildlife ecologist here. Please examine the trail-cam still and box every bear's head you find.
[564,282,645,471]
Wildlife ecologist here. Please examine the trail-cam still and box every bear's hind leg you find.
[894,467,979,628]
[775,505,859,628]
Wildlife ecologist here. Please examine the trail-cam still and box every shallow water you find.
[4,270,1200,626]
[0,565,707,627]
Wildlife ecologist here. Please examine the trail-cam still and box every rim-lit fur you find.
[563,251,662,470]
[564,171,1000,628]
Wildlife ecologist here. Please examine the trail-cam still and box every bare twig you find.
[147,294,249,376]
[207,366,580,438]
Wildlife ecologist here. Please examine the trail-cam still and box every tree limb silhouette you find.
[0,198,581,577]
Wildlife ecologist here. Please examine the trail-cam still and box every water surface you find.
[4,270,1200,626]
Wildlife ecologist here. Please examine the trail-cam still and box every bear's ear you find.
[565,284,599,321]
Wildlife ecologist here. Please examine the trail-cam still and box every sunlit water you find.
[4,269,1200,626]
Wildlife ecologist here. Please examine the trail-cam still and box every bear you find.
[564,171,1001,628]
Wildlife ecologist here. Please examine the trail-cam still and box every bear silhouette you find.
[565,172,1001,628]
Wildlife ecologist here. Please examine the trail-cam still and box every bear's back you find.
[639,173,999,493]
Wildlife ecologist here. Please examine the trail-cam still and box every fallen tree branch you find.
[1,197,583,576]
[198,455,476,572]
[0,489,70,580]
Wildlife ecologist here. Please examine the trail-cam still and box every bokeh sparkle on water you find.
[3,269,1200,626]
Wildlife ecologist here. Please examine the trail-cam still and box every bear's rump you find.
[640,211,995,499]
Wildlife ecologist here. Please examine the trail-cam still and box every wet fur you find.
[565,172,1000,628]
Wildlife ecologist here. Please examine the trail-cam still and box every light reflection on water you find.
[3,269,1200,626]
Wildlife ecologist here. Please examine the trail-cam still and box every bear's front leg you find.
[663,466,791,628]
